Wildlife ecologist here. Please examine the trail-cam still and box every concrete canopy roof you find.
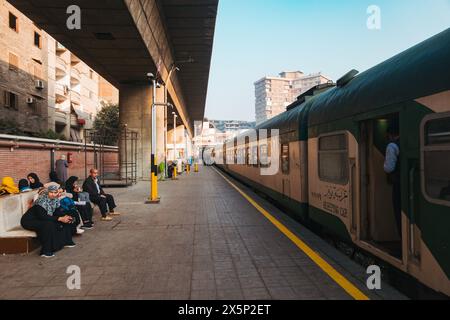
[9,0,218,131]
[162,0,218,124]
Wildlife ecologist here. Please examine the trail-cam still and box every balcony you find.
[70,68,81,85]
[70,53,81,66]
[56,42,67,53]
[54,110,68,126]
[55,56,67,78]
[55,83,69,103]
[71,90,81,105]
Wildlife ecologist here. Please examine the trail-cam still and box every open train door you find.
[358,114,405,263]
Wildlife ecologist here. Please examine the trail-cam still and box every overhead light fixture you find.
[94,32,115,40]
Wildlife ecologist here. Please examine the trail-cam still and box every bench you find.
[0,191,40,254]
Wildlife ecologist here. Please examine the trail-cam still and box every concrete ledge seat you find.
[0,191,39,254]
[0,227,37,238]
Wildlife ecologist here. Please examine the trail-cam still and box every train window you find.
[260,144,269,167]
[252,146,259,167]
[422,114,450,205]
[226,149,234,164]
[246,147,251,166]
[281,144,289,174]
[236,148,241,164]
[237,148,246,165]
[318,133,349,185]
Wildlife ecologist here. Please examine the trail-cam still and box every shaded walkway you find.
[0,167,405,300]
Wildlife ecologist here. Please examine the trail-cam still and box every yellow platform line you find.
[213,167,370,301]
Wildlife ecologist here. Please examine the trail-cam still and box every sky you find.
[204,0,450,121]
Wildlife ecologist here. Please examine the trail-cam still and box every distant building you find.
[0,0,118,141]
[194,121,229,149]
[255,71,331,125]
[192,119,256,162]
[210,120,256,134]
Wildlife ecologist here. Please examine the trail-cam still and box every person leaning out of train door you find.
[384,124,402,236]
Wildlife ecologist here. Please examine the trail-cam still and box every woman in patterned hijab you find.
[21,184,75,258]
[34,185,61,216]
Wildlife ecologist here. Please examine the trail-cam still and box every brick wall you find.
[0,143,119,185]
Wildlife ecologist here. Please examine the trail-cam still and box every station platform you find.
[0,166,406,300]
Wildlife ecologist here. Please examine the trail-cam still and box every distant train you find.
[215,28,450,296]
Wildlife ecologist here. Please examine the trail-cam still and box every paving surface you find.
[0,166,406,300]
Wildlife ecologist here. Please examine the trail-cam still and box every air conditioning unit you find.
[35,80,44,89]
[26,97,35,104]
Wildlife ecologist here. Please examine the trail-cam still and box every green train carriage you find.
[217,28,450,296]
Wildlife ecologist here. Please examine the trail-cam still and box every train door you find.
[359,114,403,260]
[281,143,290,199]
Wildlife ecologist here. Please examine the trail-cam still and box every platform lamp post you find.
[164,66,179,179]
[173,112,178,179]
[165,103,174,179]
[146,72,161,204]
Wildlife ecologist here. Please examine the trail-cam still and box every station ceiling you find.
[9,0,218,128]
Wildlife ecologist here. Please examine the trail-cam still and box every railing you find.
[0,133,118,151]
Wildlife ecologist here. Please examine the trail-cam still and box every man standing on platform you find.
[83,169,120,222]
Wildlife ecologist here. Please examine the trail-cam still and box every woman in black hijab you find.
[27,173,44,190]
[65,176,79,195]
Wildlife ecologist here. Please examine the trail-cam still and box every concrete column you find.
[119,84,152,181]
[155,87,165,166]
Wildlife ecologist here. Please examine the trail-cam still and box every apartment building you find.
[0,0,118,141]
[0,0,49,134]
[49,40,101,142]
[255,71,332,125]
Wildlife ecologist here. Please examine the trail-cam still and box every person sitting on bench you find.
[21,185,75,258]
[0,177,19,196]
[82,169,120,222]
[65,176,94,229]
[27,173,44,190]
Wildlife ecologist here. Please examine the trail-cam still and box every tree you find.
[93,103,120,146]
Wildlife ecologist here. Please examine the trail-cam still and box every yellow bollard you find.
[186,164,190,175]
[151,172,159,200]
[146,167,160,204]
[172,166,178,180]
[195,163,199,173]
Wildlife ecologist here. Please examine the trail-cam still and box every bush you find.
[33,130,67,141]
[0,118,25,136]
